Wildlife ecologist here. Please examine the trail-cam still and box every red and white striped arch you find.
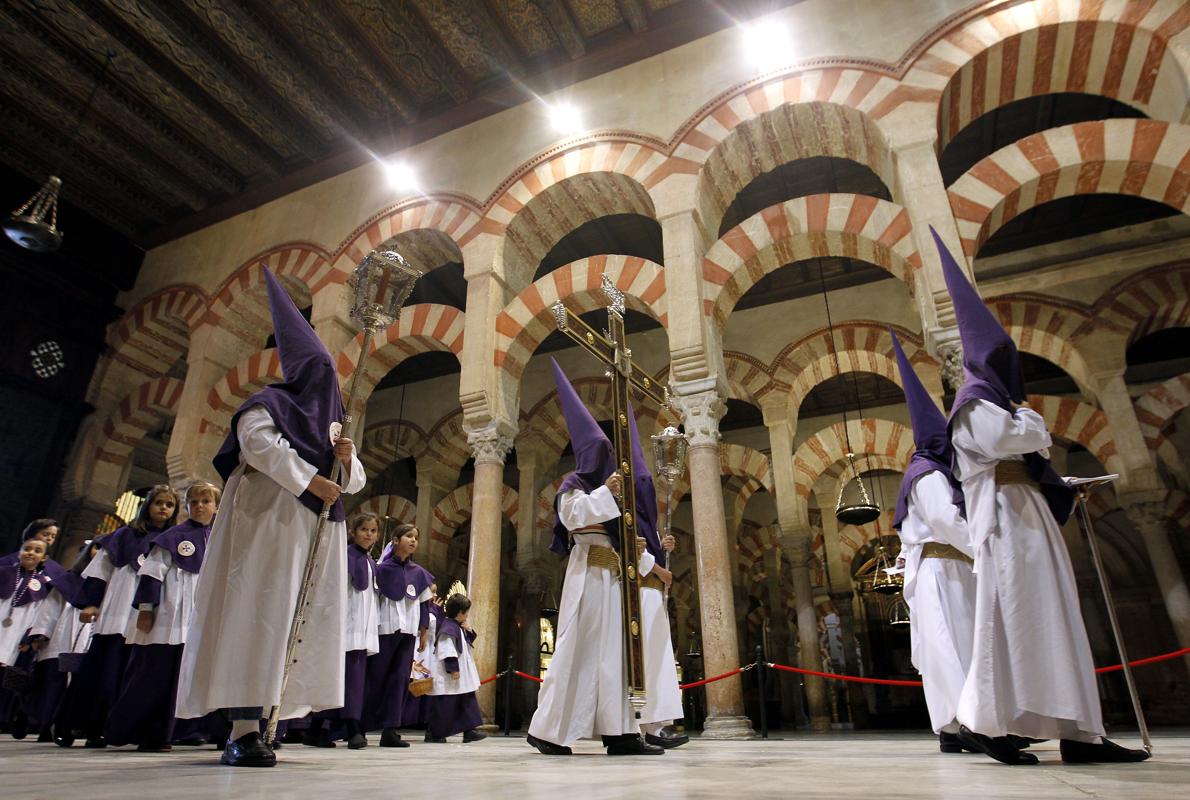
[793,418,914,502]
[1027,393,1121,474]
[332,195,484,281]
[107,284,206,380]
[1135,373,1190,453]
[948,119,1190,256]
[493,255,666,384]
[335,303,464,409]
[1078,262,1190,347]
[720,443,773,494]
[359,419,429,478]
[354,494,417,527]
[91,377,185,493]
[519,377,616,465]
[431,483,518,549]
[987,294,1095,394]
[702,194,920,327]
[202,244,331,348]
[694,100,899,239]
[203,349,284,437]
[722,351,787,409]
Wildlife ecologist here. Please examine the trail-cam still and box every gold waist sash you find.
[641,573,665,591]
[586,545,621,577]
[994,460,1034,486]
[921,542,974,566]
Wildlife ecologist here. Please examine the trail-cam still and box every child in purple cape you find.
[0,518,60,569]
[425,593,485,744]
[363,523,433,748]
[304,511,380,751]
[106,482,220,751]
[59,485,178,748]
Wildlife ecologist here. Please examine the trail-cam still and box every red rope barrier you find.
[515,670,544,683]
[770,662,924,687]
[679,667,742,690]
[479,673,502,686]
[1094,647,1190,674]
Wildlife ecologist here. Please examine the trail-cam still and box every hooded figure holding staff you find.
[176,268,366,768]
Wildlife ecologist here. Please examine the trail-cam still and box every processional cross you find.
[552,275,669,710]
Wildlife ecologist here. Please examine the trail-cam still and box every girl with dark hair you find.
[58,485,177,747]
[0,518,60,568]
[304,511,380,750]
[425,593,485,744]
[362,523,433,748]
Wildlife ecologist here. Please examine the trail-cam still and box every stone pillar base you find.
[699,715,755,739]
[809,715,832,732]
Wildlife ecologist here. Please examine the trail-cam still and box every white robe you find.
[0,579,63,666]
[32,596,92,663]
[413,609,439,679]
[953,400,1103,742]
[176,406,364,720]
[527,485,638,746]
[430,624,480,696]
[80,550,139,638]
[126,548,202,646]
[636,548,683,730]
[345,567,380,656]
[898,469,976,734]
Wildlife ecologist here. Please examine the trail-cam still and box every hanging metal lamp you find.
[888,592,911,625]
[4,52,113,253]
[835,452,880,525]
[869,542,902,595]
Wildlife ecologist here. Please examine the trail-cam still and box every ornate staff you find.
[651,426,687,602]
[1068,474,1152,754]
[265,249,421,742]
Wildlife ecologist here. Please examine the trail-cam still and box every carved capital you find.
[466,424,515,465]
[938,341,965,393]
[1122,500,1168,535]
[670,388,726,448]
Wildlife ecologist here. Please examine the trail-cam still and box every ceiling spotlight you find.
[548,102,585,135]
[382,160,418,191]
[742,21,794,73]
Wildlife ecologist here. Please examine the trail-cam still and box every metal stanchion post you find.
[755,645,769,739]
[502,655,514,737]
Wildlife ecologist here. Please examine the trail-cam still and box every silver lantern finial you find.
[350,249,422,332]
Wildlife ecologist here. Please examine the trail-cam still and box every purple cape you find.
[98,524,161,569]
[149,518,212,574]
[347,543,376,592]
[931,226,1074,525]
[212,268,347,522]
[551,359,618,555]
[0,564,53,606]
[375,552,434,603]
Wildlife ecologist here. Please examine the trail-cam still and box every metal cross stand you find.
[1069,474,1152,754]
[651,426,687,603]
[265,249,421,743]
[551,275,669,712]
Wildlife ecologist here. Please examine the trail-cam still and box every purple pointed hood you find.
[889,330,963,529]
[551,359,617,555]
[212,268,348,521]
[628,402,663,562]
[933,227,1074,524]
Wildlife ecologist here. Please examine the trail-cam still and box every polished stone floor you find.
[3,730,1186,799]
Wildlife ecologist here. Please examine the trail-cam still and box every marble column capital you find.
[1121,498,1168,534]
[466,423,516,465]
[937,340,965,393]
[671,388,726,448]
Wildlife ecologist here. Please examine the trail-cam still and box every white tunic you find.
[638,574,683,728]
[413,609,440,680]
[345,565,380,655]
[0,578,63,666]
[176,406,364,720]
[898,469,976,734]
[527,485,638,746]
[32,597,92,662]
[430,624,480,696]
[952,400,1103,742]
[125,548,202,646]
[377,580,431,637]
[80,550,139,638]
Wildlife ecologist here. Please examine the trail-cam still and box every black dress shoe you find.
[939,732,964,753]
[425,734,447,743]
[1060,738,1150,763]
[526,733,571,756]
[379,728,410,748]
[347,732,368,750]
[645,727,689,749]
[280,727,304,744]
[83,736,107,749]
[220,731,276,767]
[302,728,336,748]
[10,713,29,740]
[1007,735,1045,749]
[463,729,487,743]
[607,734,665,756]
[53,725,75,748]
[958,726,1038,765]
[37,728,53,743]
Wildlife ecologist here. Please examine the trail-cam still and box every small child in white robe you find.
[425,594,485,743]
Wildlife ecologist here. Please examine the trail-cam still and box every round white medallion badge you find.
[406,583,417,598]
[137,554,146,567]
[28,578,42,592]
[178,541,196,557]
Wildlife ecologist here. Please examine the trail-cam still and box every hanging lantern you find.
[869,542,903,595]
[539,587,559,621]
[889,592,911,626]
[4,176,63,252]
[350,249,422,331]
[835,452,880,525]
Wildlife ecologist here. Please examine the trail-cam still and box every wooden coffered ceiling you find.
[0,1,787,247]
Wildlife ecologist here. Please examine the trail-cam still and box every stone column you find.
[518,567,546,719]
[671,388,753,738]
[784,529,830,730]
[830,589,869,727]
[56,497,114,556]
[415,461,449,575]
[763,547,798,723]
[1122,500,1190,672]
[465,423,515,724]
